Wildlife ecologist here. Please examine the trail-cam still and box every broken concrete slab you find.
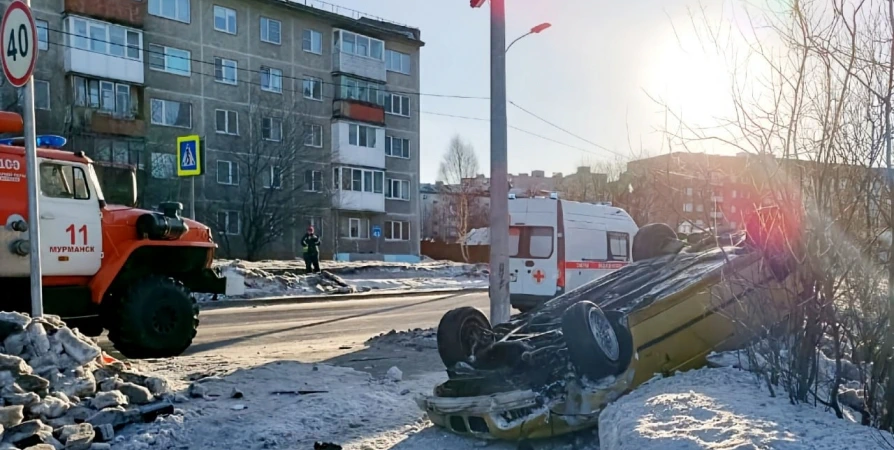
[53,329,100,366]
[0,405,23,428]
[28,395,70,419]
[90,391,127,410]
[15,374,49,393]
[115,382,154,405]
[58,423,94,450]
[51,371,96,399]
[25,323,51,357]
[0,312,31,340]
[0,354,31,375]
[4,391,40,407]
[1,420,52,445]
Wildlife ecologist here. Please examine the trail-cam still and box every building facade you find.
[3,0,424,261]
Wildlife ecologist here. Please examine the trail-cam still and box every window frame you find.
[385,49,411,74]
[385,178,410,201]
[149,0,191,23]
[262,117,282,142]
[148,44,191,76]
[217,210,240,235]
[260,17,281,44]
[36,19,48,51]
[33,80,50,110]
[215,109,239,135]
[346,217,369,240]
[385,93,410,117]
[304,123,323,148]
[302,29,322,54]
[385,136,410,159]
[334,29,384,61]
[302,76,322,101]
[216,160,238,185]
[334,167,384,193]
[264,165,282,189]
[304,170,322,192]
[150,98,192,128]
[39,163,91,200]
[214,57,238,85]
[606,232,630,262]
[348,124,377,148]
[260,66,283,93]
[68,17,143,61]
[213,5,237,34]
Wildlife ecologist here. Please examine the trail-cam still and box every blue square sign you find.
[177,135,202,177]
[372,225,382,238]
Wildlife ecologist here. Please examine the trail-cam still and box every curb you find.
[198,287,489,310]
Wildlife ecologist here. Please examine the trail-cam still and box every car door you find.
[38,160,103,276]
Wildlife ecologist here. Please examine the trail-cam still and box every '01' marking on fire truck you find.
[50,224,95,253]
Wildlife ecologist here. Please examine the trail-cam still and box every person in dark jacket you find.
[301,226,321,273]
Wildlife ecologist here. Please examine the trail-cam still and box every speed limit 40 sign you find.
[1,1,37,87]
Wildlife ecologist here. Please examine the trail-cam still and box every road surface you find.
[122,291,490,378]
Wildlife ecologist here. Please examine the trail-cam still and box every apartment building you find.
[1,0,424,261]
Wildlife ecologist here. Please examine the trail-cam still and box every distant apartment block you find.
[2,0,424,261]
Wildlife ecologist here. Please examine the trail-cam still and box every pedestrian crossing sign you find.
[176,135,202,177]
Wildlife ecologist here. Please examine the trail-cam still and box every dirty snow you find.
[598,366,893,450]
[202,259,488,302]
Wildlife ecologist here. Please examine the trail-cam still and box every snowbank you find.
[201,259,488,302]
[598,366,891,450]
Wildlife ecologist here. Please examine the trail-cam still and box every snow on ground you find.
[201,259,488,302]
[598,366,893,450]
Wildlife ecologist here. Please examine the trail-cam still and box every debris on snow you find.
[386,366,403,382]
[0,312,177,450]
[598,367,892,450]
[367,328,437,351]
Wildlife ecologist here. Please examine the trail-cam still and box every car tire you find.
[604,310,635,375]
[106,276,199,359]
[437,307,493,369]
[562,301,623,380]
[632,223,679,262]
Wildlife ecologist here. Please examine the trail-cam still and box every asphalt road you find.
[167,291,490,377]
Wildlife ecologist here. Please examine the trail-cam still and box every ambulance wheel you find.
[562,301,629,380]
[106,276,199,359]
[437,307,494,369]
[632,223,678,261]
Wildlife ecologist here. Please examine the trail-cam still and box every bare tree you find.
[437,134,484,260]
[206,96,330,261]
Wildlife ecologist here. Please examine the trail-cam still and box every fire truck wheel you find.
[107,276,199,359]
[562,301,623,380]
[437,307,494,369]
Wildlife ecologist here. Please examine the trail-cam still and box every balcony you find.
[333,99,385,126]
[88,112,145,137]
[331,121,385,169]
[333,191,385,213]
[63,16,144,84]
[332,51,386,82]
[64,0,146,28]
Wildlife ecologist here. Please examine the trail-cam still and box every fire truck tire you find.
[562,301,624,380]
[106,276,199,359]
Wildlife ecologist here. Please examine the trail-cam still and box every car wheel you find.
[604,310,635,375]
[632,223,679,262]
[437,307,493,369]
[562,301,623,380]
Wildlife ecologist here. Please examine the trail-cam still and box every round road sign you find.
[1,1,37,88]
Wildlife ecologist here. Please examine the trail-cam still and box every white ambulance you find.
[508,196,639,312]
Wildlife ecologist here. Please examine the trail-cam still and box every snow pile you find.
[598,367,891,450]
[463,228,489,246]
[0,312,177,449]
[201,259,488,302]
[366,328,437,351]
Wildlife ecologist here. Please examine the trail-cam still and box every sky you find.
[314,0,738,182]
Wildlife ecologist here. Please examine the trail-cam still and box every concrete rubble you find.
[0,312,176,450]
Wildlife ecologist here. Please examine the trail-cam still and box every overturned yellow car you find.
[416,211,799,441]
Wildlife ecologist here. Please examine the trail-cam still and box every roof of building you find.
[263,0,424,45]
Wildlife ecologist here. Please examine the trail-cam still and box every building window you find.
[302,29,322,54]
[696,204,704,212]
[150,98,191,128]
[150,153,175,179]
[34,80,50,110]
[384,93,410,117]
[342,217,369,239]
[333,29,383,60]
[338,76,384,104]
[264,166,282,189]
[334,168,383,193]
[217,160,238,185]
[260,17,281,44]
[94,139,142,165]
[213,5,237,34]
[385,136,410,159]
[262,117,282,142]
[683,203,693,213]
[386,178,410,200]
[148,44,191,76]
[260,67,282,93]
[304,170,322,192]
[348,124,377,148]
[74,77,133,116]
[685,187,693,196]
[304,124,323,148]
[214,57,237,85]
[217,211,240,235]
[36,20,48,51]
[69,17,142,60]
[302,77,322,100]
[385,221,410,241]
[385,50,410,74]
[607,232,629,261]
[149,0,190,23]
[215,109,238,135]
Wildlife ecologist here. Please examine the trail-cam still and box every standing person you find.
[301,226,321,273]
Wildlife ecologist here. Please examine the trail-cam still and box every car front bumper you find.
[416,369,634,440]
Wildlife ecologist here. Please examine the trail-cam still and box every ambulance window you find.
[39,163,90,200]
[508,226,521,257]
[527,226,554,258]
[607,232,629,261]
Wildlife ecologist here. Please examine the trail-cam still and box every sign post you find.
[2,0,41,317]
[176,135,203,219]
[372,225,381,254]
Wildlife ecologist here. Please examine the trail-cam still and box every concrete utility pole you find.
[488,0,511,325]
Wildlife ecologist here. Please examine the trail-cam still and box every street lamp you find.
[506,23,552,53]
